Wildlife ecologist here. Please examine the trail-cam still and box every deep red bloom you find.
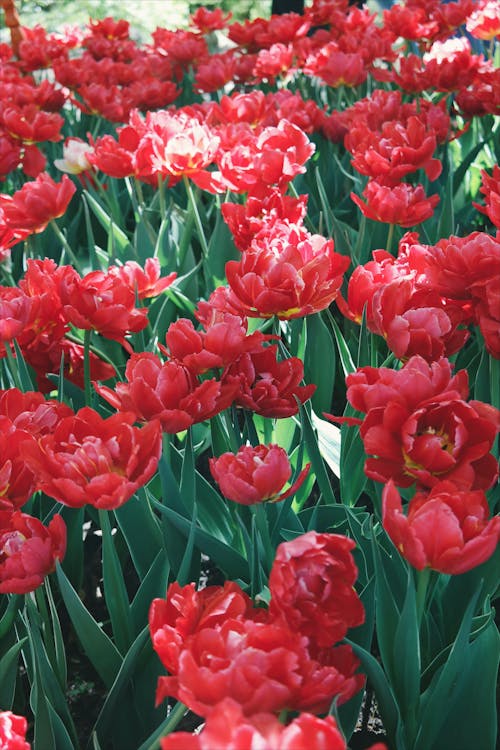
[225,222,349,319]
[369,278,469,361]
[59,267,149,349]
[108,259,176,300]
[0,173,76,235]
[221,191,308,251]
[189,7,232,34]
[474,165,500,229]
[224,345,315,418]
[416,232,500,357]
[0,711,30,750]
[155,616,362,717]
[1,103,64,145]
[209,444,309,505]
[94,352,237,433]
[0,510,66,594]
[150,581,257,676]
[346,116,442,186]
[351,180,439,227]
[269,532,365,648]
[382,480,500,574]
[0,419,37,510]
[0,287,33,345]
[343,356,500,490]
[161,700,349,750]
[22,407,162,510]
[162,315,267,375]
[466,0,500,40]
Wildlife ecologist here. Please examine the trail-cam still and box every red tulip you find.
[382,480,500,574]
[0,511,66,594]
[22,407,162,510]
[161,700,349,750]
[209,444,309,505]
[269,531,365,648]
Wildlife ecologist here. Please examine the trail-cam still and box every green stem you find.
[157,174,166,222]
[386,222,395,255]
[137,701,187,750]
[4,343,22,390]
[83,328,92,407]
[183,175,209,258]
[50,219,82,272]
[416,566,431,629]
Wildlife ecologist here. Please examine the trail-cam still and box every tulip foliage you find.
[0,2,499,749]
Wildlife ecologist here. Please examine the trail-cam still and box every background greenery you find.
[1,0,271,40]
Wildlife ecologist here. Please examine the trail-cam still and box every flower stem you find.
[386,222,395,255]
[183,175,209,258]
[83,328,92,407]
[416,566,431,629]
[50,219,82,273]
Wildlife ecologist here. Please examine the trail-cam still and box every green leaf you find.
[426,622,499,750]
[298,402,336,505]
[131,551,170,633]
[311,411,341,478]
[115,492,163,580]
[154,504,249,581]
[84,191,131,253]
[0,638,26,708]
[305,313,336,414]
[56,563,122,690]
[345,637,401,741]
[393,569,421,747]
[92,626,150,743]
[414,585,481,750]
[327,311,356,376]
[99,510,134,654]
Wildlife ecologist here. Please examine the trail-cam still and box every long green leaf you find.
[56,563,122,689]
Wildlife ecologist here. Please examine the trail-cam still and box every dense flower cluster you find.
[150,532,366,733]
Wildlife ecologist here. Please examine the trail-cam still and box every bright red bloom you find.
[474,165,500,229]
[189,6,232,34]
[209,444,309,506]
[225,222,350,319]
[0,510,66,594]
[223,345,315,418]
[161,700,349,750]
[108,259,176,300]
[155,616,362,717]
[0,103,64,145]
[222,191,308,251]
[253,43,295,82]
[150,581,258,676]
[0,420,37,510]
[416,232,500,357]
[22,407,162,510]
[269,532,365,649]
[369,278,469,361]
[0,173,76,235]
[0,711,30,750]
[343,356,500,490]
[305,42,367,88]
[351,181,439,227]
[94,352,237,433]
[346,116,442,186]
[383,480,500,574]
[134,109,220,188]
[0,388,72,435]
[59,267,149,349]
[162,315,268,375]
[0,287,33,346]
[217,120,315,197]
[466,0,500,40]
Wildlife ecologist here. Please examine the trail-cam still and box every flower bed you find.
[0,1,499,749]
